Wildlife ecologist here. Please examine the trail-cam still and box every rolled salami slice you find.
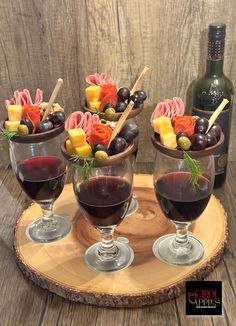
[65,111,84,130]
[150,102,165,124]
[34,89,43,106]
[5,89,43,108]
[173,97,184,116]
[86,73,114,86]
[65,111,100,137]
[151,97,185,124]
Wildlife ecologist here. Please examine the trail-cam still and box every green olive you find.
[105,107,116,119]
[178,136,191,151]
[18,124,29,136]
[95,150,109,161]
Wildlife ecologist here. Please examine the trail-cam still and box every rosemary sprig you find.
[183,151,202,191]
[0,129,17,142]
[70,154,96,182]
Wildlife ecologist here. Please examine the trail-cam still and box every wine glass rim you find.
[151,132,224,159]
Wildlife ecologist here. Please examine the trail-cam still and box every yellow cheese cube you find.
[65,139,74,155]
[153,116,173,134]
[88,101,101,112]
[4,120,20,131]
[74,144,92,157]
[85,85,102,102]
[7,105,23,121]
[160,132,177,149]
[68,128,87,147]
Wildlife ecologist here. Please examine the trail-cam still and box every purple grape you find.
[195,117,209,134]
[206,132,217,147]
[36,121,54,133]
[20,119,33,134]
[119,123,139,143]
[110,137,128,154]
[50,111,65,125]
[190,133,207,150]
[210,123,222,140]
[134,90,147,101]
[117,88,130,101]
[116,101,127,113]
[129,94,142,108]
[195,124,207,134]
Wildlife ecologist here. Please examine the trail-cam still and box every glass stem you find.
[40,203,57,229]
[97,227,118,261]
[172,222,192,252]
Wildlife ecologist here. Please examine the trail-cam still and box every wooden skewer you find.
[107,67,150,148]
[205,98,229,133]
[42,78,64,120]
[130,66,150,95]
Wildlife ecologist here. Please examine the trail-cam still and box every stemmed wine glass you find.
[73,156,134,272]
[152,148,214,265]
[10,131,72,243]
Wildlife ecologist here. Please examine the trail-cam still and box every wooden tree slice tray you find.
[14,174,228,308]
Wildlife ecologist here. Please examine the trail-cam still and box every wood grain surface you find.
[0,0,236,325]
[14,177,227,307]
[1,162,236,324]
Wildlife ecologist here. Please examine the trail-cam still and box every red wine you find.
[75,176,132,227]
[155,172,211,222]
[16,156,66,203]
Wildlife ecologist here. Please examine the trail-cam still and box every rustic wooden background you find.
[0,0,236,162]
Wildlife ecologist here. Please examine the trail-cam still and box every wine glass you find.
[10,131,71,243]
[152,149,214,265]
[73,156,134,272]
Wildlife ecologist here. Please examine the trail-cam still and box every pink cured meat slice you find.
[65,111,100,137]
[21,90,30,106]
[65,111,84,130]
[5,89,43,108]
[34,89,43,106]
[83,112,100,135]
[86,73,114,86]
[83,112,93,134]
[173,97,184,116]
[150,102,165,124]
[13,91,21,105]
[164,99,178,120]
[151,97,185,124]
[5,100,12,107]
[163,100,172,118]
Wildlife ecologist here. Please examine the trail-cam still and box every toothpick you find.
[206,98,229,133]
[42,78,64,120]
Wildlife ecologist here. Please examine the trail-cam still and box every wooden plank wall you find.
[0,0,236,163]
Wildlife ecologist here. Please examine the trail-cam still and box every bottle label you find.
[192,107,231,175]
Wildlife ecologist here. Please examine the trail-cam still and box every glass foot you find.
[85,240,134,272]
[26,214,72,243]
[152,233,204,265]
[126,196,139,217]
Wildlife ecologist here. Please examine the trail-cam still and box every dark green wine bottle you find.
[192,23,234,188]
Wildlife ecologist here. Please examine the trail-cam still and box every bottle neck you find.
[206,36,225,76]
[206,58,224,76]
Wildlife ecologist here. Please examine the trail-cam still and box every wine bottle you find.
[192,23,234,188]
